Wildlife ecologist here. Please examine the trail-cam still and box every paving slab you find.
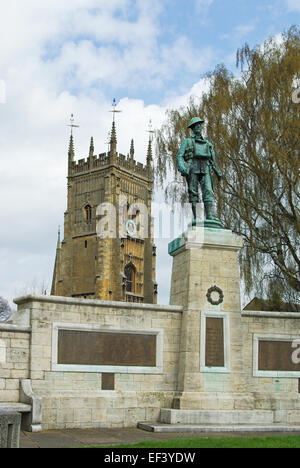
[20,430,87,448]
[19,427,300,449]
[138,422,300,433]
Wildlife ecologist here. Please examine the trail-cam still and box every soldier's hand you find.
[179,165,189,177]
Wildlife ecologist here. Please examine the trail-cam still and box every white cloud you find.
[195,0,214,10]
[235,23,257,37]
[0,70,208,307]
[194,0,214,18]
[0,1,215,308]
[0,81,6,104]
[220,22,257,42]
[285,0,300,12]
[0,0,212,97]
[163,77,211,109]
[160,37,213,77]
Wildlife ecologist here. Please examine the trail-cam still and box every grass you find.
[86,435,300,449]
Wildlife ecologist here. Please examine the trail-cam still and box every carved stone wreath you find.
[206,286,224,306]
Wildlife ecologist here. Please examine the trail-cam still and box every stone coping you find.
[138,422,300,433]
[0,323,31,333]
[14,295,183,313]
[242,310,300,319]
[0,403,31,412]
[168,227,244,256]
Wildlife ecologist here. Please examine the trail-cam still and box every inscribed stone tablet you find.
[205,317,225,368]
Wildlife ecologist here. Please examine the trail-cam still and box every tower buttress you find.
[147,137,153,179]
[52,110,157,304]
[67,113,79,175]
[130,139,135,159]
[68,134,75,174]
[51,227,62,296]
[109,121,117,164]
[89,137,94,158]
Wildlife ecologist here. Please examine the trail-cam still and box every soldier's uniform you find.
[176,117,222,222]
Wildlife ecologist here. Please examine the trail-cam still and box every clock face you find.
[126,219,137,237]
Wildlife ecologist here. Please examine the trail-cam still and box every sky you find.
[0,0,299,309]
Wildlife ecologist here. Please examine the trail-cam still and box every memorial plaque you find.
[258,340,300,372]
[57,329,157,367]
[102,373,115,390]
[205,317,225,367]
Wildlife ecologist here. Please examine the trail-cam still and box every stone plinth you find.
[169,227,244,310]
[168,227,245,409]
[0,411,21,448]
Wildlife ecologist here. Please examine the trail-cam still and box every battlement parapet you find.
[70,153,109,174]
[117,153,149,177]
[70,152,149,178]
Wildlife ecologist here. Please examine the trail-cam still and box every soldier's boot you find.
[191,202,204,224]
[192,202,197,221]
[204,201,219,221]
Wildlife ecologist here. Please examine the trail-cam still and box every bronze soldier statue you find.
[176,117,222,226]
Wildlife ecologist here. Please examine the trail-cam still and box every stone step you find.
[160,409,275,425]
[138,422,300,433]
[0,403,31,413]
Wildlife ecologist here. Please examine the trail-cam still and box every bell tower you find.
[51,111,157,304]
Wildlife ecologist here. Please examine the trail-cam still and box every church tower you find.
[51,114,157,304]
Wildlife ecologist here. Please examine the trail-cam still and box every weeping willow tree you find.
[156,27,300,308]
[0,297,11,322]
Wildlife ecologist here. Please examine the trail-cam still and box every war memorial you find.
[1,116,300,438]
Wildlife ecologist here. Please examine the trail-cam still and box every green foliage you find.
[88,435,300,449]
[0,296,11,322]
[156,27,300,305]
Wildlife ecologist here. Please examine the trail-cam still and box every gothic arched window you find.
[124,263,136,293]
[84,205,92,224]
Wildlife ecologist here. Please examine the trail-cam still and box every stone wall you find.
[0,323,30,403]
[14,295,182,430]
[241,310,300,424]
[167,228,300,424]
[2,287,300,431]
[169,229,246,411]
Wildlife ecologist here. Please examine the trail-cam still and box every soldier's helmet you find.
[187,117,204,129]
